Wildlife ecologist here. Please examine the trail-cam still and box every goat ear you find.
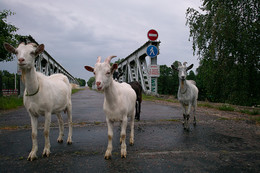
[3,43,16,54]
[171,65,178,71]
[111,63,118,73]
[35,44,44,56]
[84,66,94,72]
[187,64,194,71]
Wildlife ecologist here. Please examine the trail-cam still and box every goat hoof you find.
[67,138,72,145]
[57,139,63,143]
[27,152,38,161]
[104,156,111,160]
[104,155,112,160]
[121,150,127,158]
[42,149,50,157]
[184,127,190,132]
[104,150,112,160]
[130,138,134,146]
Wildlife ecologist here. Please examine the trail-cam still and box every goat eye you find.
[106,71,111,75]
[93,72,96,75]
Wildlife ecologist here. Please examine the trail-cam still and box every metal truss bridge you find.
[117,41,160,95]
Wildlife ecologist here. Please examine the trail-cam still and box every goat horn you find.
[178,62,182,67]
[105,55,117,64]
[183,62,187,66]
[96,56,101,63]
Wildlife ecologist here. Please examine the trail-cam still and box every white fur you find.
[4,42,73,161]
[172,62,199,130]
[85,56,136,159]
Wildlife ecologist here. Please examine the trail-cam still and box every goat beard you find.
[181,80,185,89]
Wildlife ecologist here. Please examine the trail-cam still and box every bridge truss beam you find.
[117,41,160,95]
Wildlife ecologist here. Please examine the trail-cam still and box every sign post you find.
[147,29,159,95]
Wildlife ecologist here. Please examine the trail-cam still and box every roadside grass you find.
[240,109,259,115]
[142,94,178,103]
[0,88,84,111]
[198,103,215,109]
[142,94,259,117]
[0,96,23,110]
[250,116,260,124]
[72,88,85,94]
[218,104,235,111]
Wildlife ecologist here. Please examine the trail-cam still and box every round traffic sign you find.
[146,45,158,58]
[147,29,158,41]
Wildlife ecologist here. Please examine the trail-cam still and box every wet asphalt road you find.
[0,88,259,172]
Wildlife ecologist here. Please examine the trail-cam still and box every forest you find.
[158,0,259,106]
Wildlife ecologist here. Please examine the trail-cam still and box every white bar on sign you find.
[149,33,157,37]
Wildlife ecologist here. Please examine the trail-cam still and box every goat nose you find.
[96,81,101,86]
[18,58,25,63]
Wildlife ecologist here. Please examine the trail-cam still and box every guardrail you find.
[2,89,18,96]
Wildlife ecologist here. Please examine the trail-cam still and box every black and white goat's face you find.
[4,42,44,70]
[85,56,117,91]
[171,62,193,81]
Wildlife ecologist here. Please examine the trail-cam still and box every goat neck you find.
[103,80,119,103]
[22,68,39,96]
[180,78,188,94]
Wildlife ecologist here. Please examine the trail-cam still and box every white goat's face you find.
[93,62,113,91]
[4,42,44,70]
[84,56,117,91]
[171,62,194,81]
[178,66,188,81]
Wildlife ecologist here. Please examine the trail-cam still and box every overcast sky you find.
[0,0,202,82]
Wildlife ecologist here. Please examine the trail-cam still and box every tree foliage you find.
[87,77,95,88]
[186,0,259,106]
[158,62,178,95]
[0,70,19,90]
[0,10,19,62]
[75,78,86,87]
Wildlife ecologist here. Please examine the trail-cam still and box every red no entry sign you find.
[147,29,158,41]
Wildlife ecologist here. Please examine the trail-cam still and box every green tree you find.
[186,0,260,106]
[0,10,19,62]
[158,61,179,96]
[75,78,86,87]
[87,77,95,88]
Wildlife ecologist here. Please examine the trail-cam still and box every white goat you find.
[85,56,136,159]
[4,42,73,161]
[171,62,198,130]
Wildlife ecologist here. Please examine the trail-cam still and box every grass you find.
[0,88,84,111]
[0,96,23,110]
[240,109,259,115]
[142,94,178,103]
[198,103,215,109]
[72,88,85,94]
[218,104,235,111]
[250,116,260,124]
[142,93,259,116]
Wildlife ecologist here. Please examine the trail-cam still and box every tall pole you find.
[15,73,16,90]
